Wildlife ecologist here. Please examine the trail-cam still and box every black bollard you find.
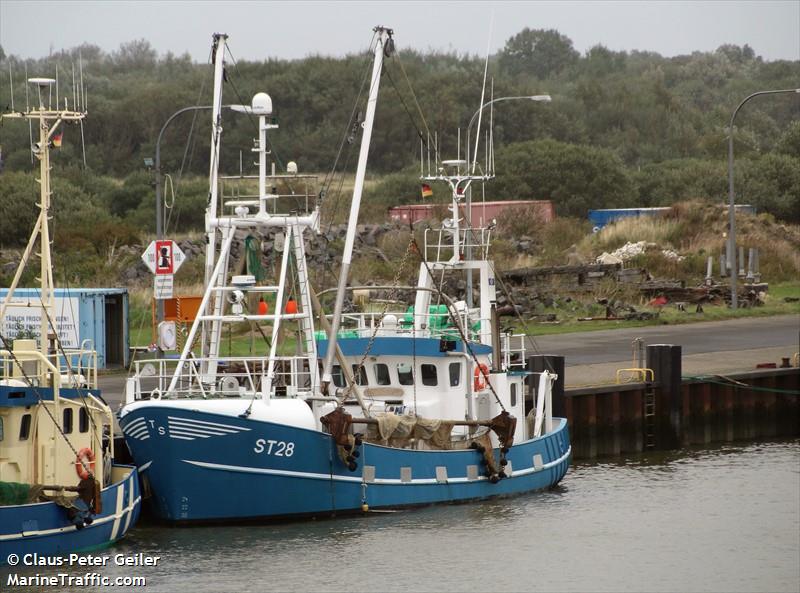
[646,344,682,449]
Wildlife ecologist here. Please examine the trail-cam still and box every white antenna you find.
[78,50,87,166]
[55,63,59,108]
[78,49,85,111]
[489,78,495,175]
[24,63,33,164]
[71,62,77,114]
[420,136,423,177]
[471,12,494,175]
[7,64,14,111]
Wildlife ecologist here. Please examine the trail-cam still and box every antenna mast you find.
[0,78,87,358]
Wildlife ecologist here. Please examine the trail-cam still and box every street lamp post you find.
[152,105,214,324]
[464,94,552,306]
[466,95,552,169]
[727,88,800,309]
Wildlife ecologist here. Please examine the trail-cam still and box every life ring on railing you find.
[473,363,490,391]
[75,447,96,480]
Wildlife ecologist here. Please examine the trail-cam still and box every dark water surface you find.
[5,439,798,592]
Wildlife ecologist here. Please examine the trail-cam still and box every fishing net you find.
[365,413,455,449]
[0,481,36,505]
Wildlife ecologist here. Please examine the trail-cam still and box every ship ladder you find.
[643,382,656,449]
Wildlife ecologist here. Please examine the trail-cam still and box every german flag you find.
[52,131,63,148]
[421,183,433,199]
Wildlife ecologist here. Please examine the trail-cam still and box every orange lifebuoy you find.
[473,363,490,391]
[75,447,95,480]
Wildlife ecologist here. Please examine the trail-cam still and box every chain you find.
[339,237,417,407]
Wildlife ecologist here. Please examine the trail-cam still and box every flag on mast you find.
[421,183,433,199]
[52,130,63,148]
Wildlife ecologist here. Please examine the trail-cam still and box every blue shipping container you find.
[589,205,755,231]
[0,287,129,369]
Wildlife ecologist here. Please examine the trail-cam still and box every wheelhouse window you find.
[332,365,346,388]
[397,363,413,385]
[63,407,73,434]
[421,364,437,386]
[510,383,517,407]
[0,417,4,441]
[374,363,391,386]
[352,365,368,386]
[19,413,31,440]
[449,362,461,387]
[79,408,89,433]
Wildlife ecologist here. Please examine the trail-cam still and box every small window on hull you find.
[19,413,31,440]
[63,407,73,434]
[449,362,461,387]
[352,365,368,386]
[374,364,390,385]
[332,365,346,388]
[79,408,89,433]
[397,363,413,386]
[421,364,437,386]
[510,383,517,407]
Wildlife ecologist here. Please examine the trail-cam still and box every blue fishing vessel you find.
[119,29,570,522]
[0,78,140,562]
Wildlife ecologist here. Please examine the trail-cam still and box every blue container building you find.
[0,287,129,369]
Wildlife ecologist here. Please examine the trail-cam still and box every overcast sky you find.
[2,1,799,62]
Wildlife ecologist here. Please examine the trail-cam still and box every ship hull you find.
[120,405,570,522]
[0,466,141,564]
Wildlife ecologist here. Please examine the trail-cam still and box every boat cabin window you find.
[0,417,4,441]
[421,364,437,386]
[63,407,73,434]
[79,408,89,433]
[449,362,461,387]
[19,413,31,440]
[352,365,368,386]
[397,363,413,385]
[331,365,346,388]
[510,383,517,407]
[374,364,391,386]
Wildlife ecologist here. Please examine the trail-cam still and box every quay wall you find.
[527,354,799,460]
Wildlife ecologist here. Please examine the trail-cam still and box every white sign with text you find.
[0,296,80,348]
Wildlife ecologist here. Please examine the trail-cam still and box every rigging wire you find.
[320,30,378,200]
[391,52,439,160]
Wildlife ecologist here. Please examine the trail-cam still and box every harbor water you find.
[4,439,798,592]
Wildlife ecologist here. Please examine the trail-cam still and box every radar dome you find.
[251,92,272,115]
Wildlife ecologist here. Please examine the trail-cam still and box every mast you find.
[321,26,393,391]
[0,79,86,360]
[201,33,229,366]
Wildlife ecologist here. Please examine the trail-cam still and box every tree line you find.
[0,27,798,250]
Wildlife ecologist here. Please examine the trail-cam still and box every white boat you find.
[119,29,570,522]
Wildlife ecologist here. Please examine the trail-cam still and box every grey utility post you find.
[727,88,800,309]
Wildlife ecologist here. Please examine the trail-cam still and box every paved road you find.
[100,314,799,399]
[530,314,798,365]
